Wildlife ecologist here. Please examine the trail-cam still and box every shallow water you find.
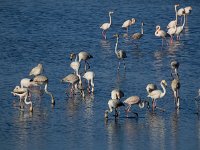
[0,0,200,149]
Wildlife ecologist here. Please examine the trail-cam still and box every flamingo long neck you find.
[182,14,186,28]
[141,24,144,35]
[76,70,82,85]
[75,54,78,62]
[24,93,32,107]
[160,82,166,98]
[91,78,94,93]
[175,5,178,25]
[109,13,112,25]
[115,37,119,55]
[44,83,55,103]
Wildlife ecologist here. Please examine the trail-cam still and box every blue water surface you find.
[0,0,200,150]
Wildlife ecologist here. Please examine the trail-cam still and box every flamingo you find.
[122,18,136,33]
[147,80,167,111]
[29,64,43,76]
[83,71,95,93]
[130,21,144,40]
[111,89,124,100]
[70,54,80,74]
[31,75,55,105]
[175,12,186,40]
[124,96,149,117]
[170,60,179,79]
[11,86,33,112]
[146,83,157,94]
[78,51,93,72]
[113,34,127,70]
[177,7,185,24]
[61,73,80,95]
[104,99,124,118]
[167,25,177,44]
[100,11,114,39]
[155,25,167,46]
[171,78,180,109]
[167,4,179,28]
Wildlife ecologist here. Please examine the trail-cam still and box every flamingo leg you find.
[123,59,126,70]
[118,61,121,70]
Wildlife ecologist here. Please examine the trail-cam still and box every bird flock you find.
[11,4,197,119]
[99,4,194,118]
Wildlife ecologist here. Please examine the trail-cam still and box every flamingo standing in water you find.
[130,21,144,41]
[31,75,55,105]
[100,11,114,40]
[11,86,33,112]
[167,4,179,29]
[175,12,186,40]
[170,60,179,79]
[124,96,149,117]
[83,71,95,94]
[171,78,180,109]
[113,34,127,70]
[122,18,136,34]
[104,99,124,118]
[155,25,167,46]
[147,80,167,111]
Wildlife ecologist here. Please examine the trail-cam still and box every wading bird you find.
[113,34,127,70]
[104,99,124,118]
[171,78,180,109]
[122,18,136,34]
[170,60,179,79]
[31,75,55,105]
[175,12,186,40]
[167,4,179,29]
[130,21,144,41]
[83,71,95,94]
[155,25,167,46]
[11,86,33,112]
[147,80,167,111]
[100,11,114,39]
[61,73,80,95]
[123,96,149,117]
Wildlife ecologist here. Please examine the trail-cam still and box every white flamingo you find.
[113,34,127,70]
[83,71,95,93]
[11,86,33,112]
[155,25,167,46]
[104,99,124,118]
[122,18,136,33]
[175,12,186,40]
[100,11,113,39]
[147,80,167,111]
[167,4,179,28]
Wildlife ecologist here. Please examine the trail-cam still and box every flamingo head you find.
[161,80,167,87]
[156,25,160,30]
[109,11,114,15]
[70,53,76,61]
[175,4,179,7]
[113,33,119,38]
[131,18,136,24]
